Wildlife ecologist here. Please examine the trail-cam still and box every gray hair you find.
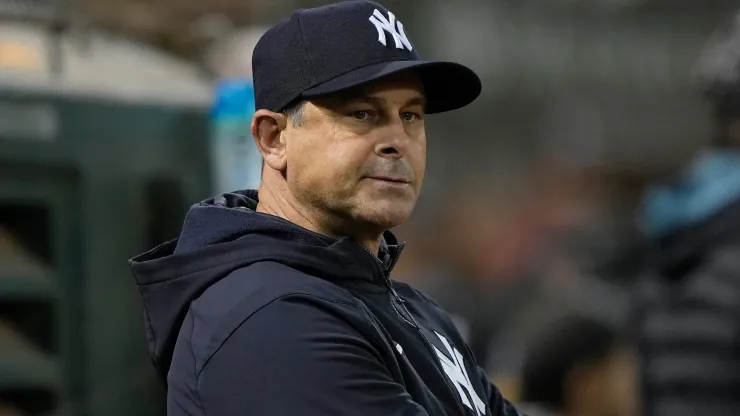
[283,100,307,127]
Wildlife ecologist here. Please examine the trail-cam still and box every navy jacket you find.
[129,190,521,416]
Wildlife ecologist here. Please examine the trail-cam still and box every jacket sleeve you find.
[196,295,429,416]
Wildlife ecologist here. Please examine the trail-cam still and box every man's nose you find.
[375,122,410,159]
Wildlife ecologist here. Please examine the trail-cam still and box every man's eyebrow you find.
[405,95,427,109]
[348,95,384,107]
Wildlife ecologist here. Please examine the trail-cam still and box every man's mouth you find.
[368,176,411,184]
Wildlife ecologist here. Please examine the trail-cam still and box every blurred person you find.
[634,13,740,416]
[129,1,522,415]
[532,93,650,287]
[518,316,636,416]
[413,167,607,372]
[408,183,544,367]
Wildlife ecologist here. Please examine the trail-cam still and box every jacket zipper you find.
[356,242,470,416]
[356,244,416,326]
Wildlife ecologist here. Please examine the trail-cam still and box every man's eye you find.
[352,110,373,121]
[402,112,421,122]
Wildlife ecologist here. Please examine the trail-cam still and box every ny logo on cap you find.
[368,9,413,52]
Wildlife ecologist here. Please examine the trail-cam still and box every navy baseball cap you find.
[251,0,482,114]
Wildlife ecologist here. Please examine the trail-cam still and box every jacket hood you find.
[639,150,740,277]
[640,150,740,238]
[129,189,402,382]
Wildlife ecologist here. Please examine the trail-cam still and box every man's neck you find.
[256,183,383,256]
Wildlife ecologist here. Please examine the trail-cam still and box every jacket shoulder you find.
[193,289,429,416]
[184,261,367,371]
[195,261,359,315]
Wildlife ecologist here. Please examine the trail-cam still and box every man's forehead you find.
[362,71,425,90]
[319,74,426,106]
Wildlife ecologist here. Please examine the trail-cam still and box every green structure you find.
[0,23,213,416]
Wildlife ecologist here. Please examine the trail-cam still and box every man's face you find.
[282,72,427,233]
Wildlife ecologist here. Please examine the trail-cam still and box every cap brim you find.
[301,60,482,114]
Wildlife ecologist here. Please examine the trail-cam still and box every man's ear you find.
[251,109,289,171]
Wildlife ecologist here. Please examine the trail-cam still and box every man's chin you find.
[356,204,415,230]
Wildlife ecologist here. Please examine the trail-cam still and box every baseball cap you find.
[251,0,482,114]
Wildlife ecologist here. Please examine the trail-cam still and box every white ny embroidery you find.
[368,8,413,51]
[433,332,486,416]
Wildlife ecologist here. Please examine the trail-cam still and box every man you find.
[634,13,740,416]
[129,1,521,415]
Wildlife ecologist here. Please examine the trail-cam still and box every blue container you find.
[210,80,262,193]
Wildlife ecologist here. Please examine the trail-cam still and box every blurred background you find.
[1,0,739,415]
